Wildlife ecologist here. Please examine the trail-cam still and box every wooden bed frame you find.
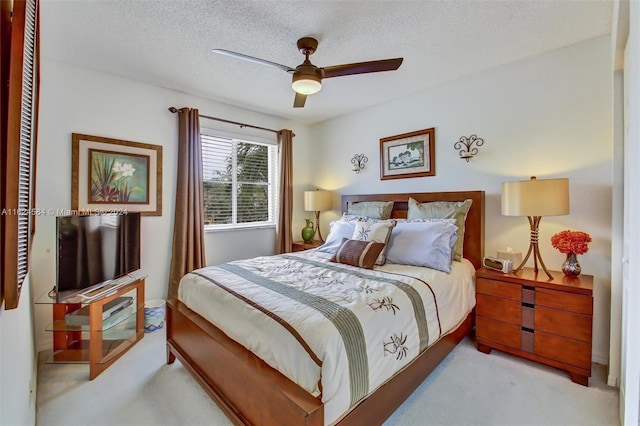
[166,190,485,425]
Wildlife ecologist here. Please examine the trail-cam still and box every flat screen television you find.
[56,212,141,302]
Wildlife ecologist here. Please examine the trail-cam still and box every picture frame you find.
[72,133,162,216]
[380,128,435,180]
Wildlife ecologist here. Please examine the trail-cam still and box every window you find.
[201,130,278,229]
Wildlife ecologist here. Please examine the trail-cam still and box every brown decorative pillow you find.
[330,238,386,270]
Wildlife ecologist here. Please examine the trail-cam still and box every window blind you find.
[201,133,277,228]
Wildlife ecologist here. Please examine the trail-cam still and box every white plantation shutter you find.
[3,0,39,310]
[17,0,37,286]
[201,131,277,228]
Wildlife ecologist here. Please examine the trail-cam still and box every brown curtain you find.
[167,107,206,300]
[276,129,294,254]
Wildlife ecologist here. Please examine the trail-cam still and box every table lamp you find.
[501,176,569,279]
[304,190,332,243]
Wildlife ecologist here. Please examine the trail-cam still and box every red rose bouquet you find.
[550,230,592,255]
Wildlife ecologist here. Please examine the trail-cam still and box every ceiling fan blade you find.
[293,92,307,108]
[322,58,403,79]
[212,49,294,73]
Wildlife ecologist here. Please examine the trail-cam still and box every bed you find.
[166,190,485,425]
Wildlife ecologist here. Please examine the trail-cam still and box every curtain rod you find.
[168,107,284,135]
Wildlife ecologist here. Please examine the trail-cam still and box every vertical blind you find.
[201,133,278,227]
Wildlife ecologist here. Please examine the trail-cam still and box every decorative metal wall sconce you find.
[454,135,484,162]
[351,153,368,173]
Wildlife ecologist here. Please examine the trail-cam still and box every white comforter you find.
[178,250,475,425]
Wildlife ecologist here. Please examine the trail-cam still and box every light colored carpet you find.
[36,330,619,426]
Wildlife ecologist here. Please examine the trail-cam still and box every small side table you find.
[292,240,323,252]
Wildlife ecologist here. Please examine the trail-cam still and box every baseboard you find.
[37,338,52,354]
[592,352,609,365]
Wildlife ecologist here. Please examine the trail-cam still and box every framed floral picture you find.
[380,128,435,180]
[72,134,162,216]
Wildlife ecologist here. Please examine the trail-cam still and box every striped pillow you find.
[330,238,386,270]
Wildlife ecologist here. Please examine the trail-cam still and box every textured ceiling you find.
[41,1,613,125]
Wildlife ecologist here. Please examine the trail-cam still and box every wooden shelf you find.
[45,278,145,379]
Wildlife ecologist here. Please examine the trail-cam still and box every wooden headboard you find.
[342,191,485,270]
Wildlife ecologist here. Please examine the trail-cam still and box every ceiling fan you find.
[212,37,403,108]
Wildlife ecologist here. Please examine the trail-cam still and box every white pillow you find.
[403,218,458,259]
[351,220,396,265]
[351,217,458,258]
[407,198,472,262]
[339,217,457,260]
[341,213,377,223]
[385,221,458,273]
[316,220,356,254]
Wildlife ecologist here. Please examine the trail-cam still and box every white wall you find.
[307,36,614,364]
[31,59,312,351]
[0,275,37,426]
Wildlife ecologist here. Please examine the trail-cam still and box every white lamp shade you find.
[304,190,332,212]
[292,78,321,95]
[501,177,569,217]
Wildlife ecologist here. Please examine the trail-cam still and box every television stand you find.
[36,278,145,380]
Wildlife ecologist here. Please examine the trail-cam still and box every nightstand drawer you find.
[534,332,591,369]
[476,316,520,348]
[535,288,592,315]
[535,306,592,342]
[476,278,521,301]
[476,294,521,324]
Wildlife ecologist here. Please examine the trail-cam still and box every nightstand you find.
[475,267,593,386]
[292,240,323,252]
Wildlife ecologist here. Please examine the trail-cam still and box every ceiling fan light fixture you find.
[212,37,403,108]
[292,74,322,95]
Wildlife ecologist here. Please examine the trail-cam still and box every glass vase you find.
[561,252,581,277]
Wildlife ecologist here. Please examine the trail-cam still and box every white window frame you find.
[201,127,278,231]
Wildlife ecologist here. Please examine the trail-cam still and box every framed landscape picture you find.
[72,134,163,216]
[380,128,435,180]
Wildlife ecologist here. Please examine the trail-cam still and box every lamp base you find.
[512,216,553,280]
[313,211,324,243]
